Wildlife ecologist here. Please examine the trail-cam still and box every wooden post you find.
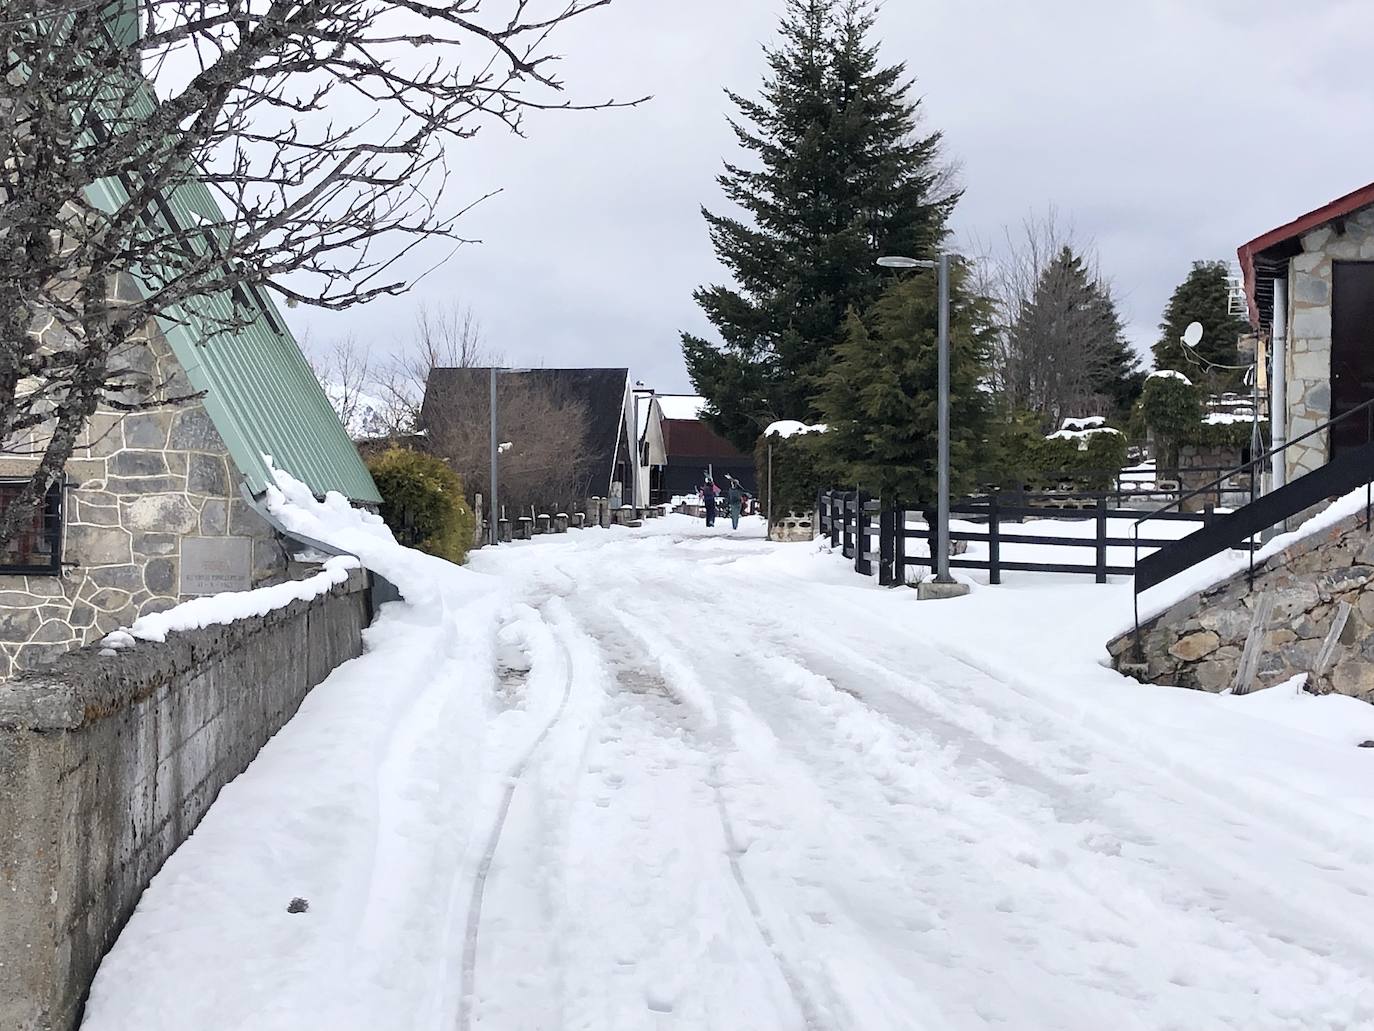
[1095,496,1108,584]
[1313,601,1353,686]
[855,493,872,576]
[1232,591,1275,696]
[878,503,895,586]
[988,493,1001,586]
[829,492,841,549]
[842,491,855,559]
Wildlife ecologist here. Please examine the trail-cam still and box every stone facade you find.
[0,321,288,678]
[1176,443,1250,513]
[1109,507,1374,702]
[1283,206,1374,483]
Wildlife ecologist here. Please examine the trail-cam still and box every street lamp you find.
[877,254,967,598]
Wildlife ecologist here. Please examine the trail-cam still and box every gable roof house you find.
[421,367,640,513]
[639,394,756,506]
[1239,180,1374,486]
[0,161,378,679]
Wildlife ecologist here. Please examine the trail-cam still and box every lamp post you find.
[488,367,499,545]
[877,254,967,597]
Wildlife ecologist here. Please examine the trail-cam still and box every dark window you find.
[0,480,63,575]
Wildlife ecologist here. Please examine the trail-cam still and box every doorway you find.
[1330,261,1374,457]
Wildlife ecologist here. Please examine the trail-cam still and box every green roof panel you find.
[84,177,381,505]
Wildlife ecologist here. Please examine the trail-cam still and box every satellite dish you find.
[1182,322,1203,348]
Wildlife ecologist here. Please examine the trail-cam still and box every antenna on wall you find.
[1225,261,1248,318]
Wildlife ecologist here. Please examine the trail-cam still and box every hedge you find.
[366,448,476,564]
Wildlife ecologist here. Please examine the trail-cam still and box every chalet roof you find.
[1238,180,1374,329]
[661,417,747,461]
[421,367,631,494]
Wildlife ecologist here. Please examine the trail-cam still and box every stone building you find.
[0,222,379,678]
[1238,181,1374,483]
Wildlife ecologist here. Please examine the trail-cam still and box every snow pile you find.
[1147,369,1193,384]
[1045,425,1121,442]
[102,556,360,646]
[1058,416,1106,432]
[1203,410,1259,426]
[764,419,828,439]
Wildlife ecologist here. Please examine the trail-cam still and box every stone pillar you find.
[536,514,551,535]
[553,514,569,533]
[498,518,512,543]
[515,517,533,540]
[571,513,585,530]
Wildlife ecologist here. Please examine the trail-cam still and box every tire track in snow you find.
[457,606,575,1031]
[579,595,830,1030]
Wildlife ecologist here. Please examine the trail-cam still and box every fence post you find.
[988,493,1001,586]
[830,492,841,549]
[1095,496,1108,584]
[842,491,855,559]
[878,503,895,586]
[893,507,907,586]
[855,492,871,576]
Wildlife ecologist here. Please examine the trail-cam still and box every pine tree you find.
[1152,261,1250,391]
[1003,246,1141,428]
[815,265,995,506]
[682,0,954,450]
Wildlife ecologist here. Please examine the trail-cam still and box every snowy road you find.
[84,505,1374,1031]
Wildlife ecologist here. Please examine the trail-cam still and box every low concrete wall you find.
[0,567,371,1031]
[1109,508,1374,700]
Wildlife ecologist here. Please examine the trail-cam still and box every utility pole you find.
[875,254,969,599]
[489,366,498,546]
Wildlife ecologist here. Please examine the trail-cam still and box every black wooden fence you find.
[818,490,1213,586]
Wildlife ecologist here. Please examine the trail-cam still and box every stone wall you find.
[1109,508,1374,701]
[1284,206,1374,483]
[0,320,287,678]
[0,566,370,1031]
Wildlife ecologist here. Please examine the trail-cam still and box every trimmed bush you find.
[755,430,828,517]
[989,415,1129,492]
[366,448,475,564]
[1140,374,1202,466]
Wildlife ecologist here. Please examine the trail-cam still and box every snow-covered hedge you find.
[756,429,828,517]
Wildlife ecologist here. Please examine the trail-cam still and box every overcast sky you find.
[290,0,1374,394]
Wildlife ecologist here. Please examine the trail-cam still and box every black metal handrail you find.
[1129,396,1374,651]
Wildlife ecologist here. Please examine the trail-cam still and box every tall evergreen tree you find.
[682,0,955,449]
[816,265,995,505]
[1003,246,1141,428]
[1152,261,1250,391]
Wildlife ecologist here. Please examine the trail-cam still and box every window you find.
[0,480,63,575]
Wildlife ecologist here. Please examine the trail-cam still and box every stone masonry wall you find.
[1284,206,1374,484]
[0,320,287,678]
[0,566,370,1031]
[1109,507,1374,701]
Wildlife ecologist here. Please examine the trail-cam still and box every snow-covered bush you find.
[366,448,475,564]
[1140,373,1203,467]
[756,429,828,517]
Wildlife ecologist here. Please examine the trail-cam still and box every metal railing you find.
[1130,396,1374,648]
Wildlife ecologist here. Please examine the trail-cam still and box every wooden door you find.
[1330,261,1374,456]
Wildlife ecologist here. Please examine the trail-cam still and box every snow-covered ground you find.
[81,495,1374,1031]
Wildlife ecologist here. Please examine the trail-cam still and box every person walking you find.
[726,480,744,530]
[703,476,717,528]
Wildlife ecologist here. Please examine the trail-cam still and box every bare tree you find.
[0,0,642,546]
[376,302,491,433]
[422,371,592,518]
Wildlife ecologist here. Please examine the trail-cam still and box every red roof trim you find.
[1237,180,1374,327]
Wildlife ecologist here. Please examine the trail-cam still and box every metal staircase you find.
[1131,397,1374,647]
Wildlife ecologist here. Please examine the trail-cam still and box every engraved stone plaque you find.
[180,536,253,596]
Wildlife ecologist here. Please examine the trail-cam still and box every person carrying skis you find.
[702,475,718,527]
[726,479,744,530]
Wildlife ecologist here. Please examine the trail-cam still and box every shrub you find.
[987,414,1129,492]
[1140,373,1202,466]
[366,448,475,564]
[755,429,828,517]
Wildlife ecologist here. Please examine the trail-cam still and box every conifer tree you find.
[1152,261,1250,391]
[816,265,995,505]
[682,0,954,449]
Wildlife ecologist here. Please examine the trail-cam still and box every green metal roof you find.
[84,176,382,505]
